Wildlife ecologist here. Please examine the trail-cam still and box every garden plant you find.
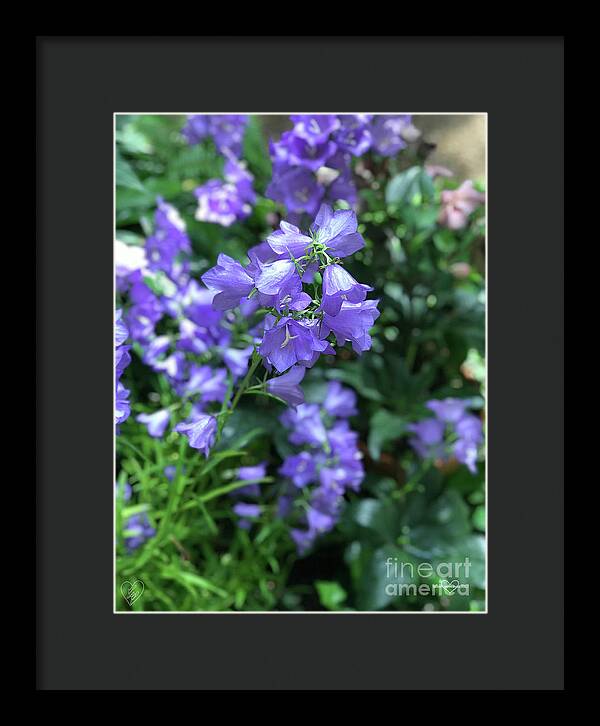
[115,114,486,612]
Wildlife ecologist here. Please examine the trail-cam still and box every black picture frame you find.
[37,36,564,691]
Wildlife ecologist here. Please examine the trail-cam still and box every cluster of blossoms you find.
[116,482,156,552]
[181,114,248,157]
[115,309,131,430]
[407,398,484,474]
[166,202,379,457]
[280,382,363,553]
[115,196,260,450]
[199,202,380,408]
[227,382,363,553]
[181,115,256,227]
[266,114,419,221]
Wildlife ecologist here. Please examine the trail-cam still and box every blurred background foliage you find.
[116,114,485,612]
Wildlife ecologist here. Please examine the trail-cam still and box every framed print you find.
[37,36,564,691]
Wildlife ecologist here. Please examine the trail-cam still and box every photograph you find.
[115,113,487,613]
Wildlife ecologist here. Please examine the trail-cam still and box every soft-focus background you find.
[115,114,486,612]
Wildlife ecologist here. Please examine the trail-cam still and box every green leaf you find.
[433,229,457,254]
[116,149,146,192]
[115,230,145,246]
[344,497,403,544]
[472,505,485,531]
[315,581,347,611]
[356,546,418,611]
[386,166,434,207]
[367,409,407,459]
[243,116,272,187]
[116,124,153,155]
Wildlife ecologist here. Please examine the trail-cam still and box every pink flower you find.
[439,180,485,230]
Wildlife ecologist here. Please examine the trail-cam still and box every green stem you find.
[230,350,262,412]
[183,476,274,508]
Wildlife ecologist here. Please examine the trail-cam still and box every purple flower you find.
[455,413,483,442]
[259,317,315,373]
[201,253,255,310]
[115,345,131,380]
[233,501,262,530]
[153,351,186,382]
[312,204,365,258]
[256,272,311,315]
[116,239,148,287]
[194,179,251,227]
[182,114,248,156]
[327,420,360,458]
[223,346,253,379]
[322,299,380,354]
[143,335,171,366]
[281,403,328,448]
[453,413,483,474]
[407,419,446,460]
[181,115,211,144]
[335,116,373,156]
[454,438,479,474]
[125,276,164,344]
[370,115,412,156]
[233,502,262,518]
[123,513,156,552]
[254,258,299,296]
[266,365,306,407]
[209,115,248,156]
[181,365,228,402]
[426,398,470,423]
[115,383,131,425]
[175,414,217,457]
[115,309,132,428]
[146,198,191,276]
[266,221,313,258]
[115,309,129,347]
[279,451,316,488]
[325,156,358,207]
[115,480,132,502]
[290,115,340,142]
[285,134,337,172]
[238,463,267,481]
[231,462,268,497]
[136,409,170,438]
[408,418,445,445]
[321,264,372,316]
[319,461,363,494]
[307,506,336,533]
[266,166,324,216]
[323,381,357,418]
[164,465,178,482]
[290,528,316,554]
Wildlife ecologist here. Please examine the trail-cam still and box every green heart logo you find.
[121,579,144,606]
[440,579,460,596]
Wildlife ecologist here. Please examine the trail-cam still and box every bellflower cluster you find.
[115,481,156,552]
[408,398,484,474]
[117,197,262,458]
[181,114,248,157]
[266,114,419,219]
[194,152,256,227]
[115,309,131,430]
[181,115,256,227]
[123,513,156,552]
[200,203,380,407]
[277,381,363,554]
